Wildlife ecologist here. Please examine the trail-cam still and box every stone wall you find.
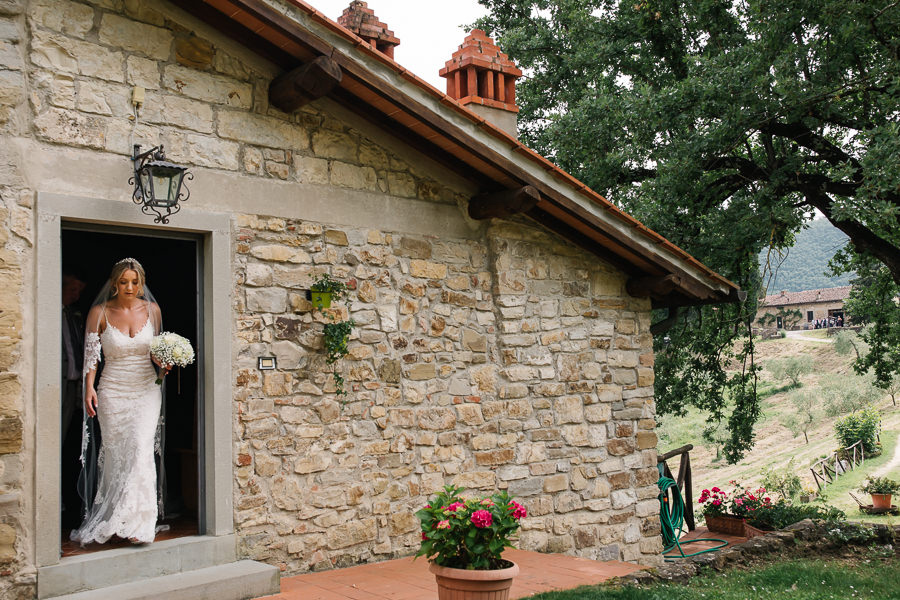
[232,216,663,572]
[1,0,34,597]
[0,0,664,590]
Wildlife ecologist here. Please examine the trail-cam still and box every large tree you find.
[475,0,900,460]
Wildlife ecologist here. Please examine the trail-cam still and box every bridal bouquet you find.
[150,332,195,384]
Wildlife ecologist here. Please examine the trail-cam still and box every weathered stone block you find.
[607,438,635,456]
[247,287,287,313]
[311,130,357,161]
[218,109,309,149]
[636,431,657,449]
[543,474,568,493]
[326,518,377,549]
[407,362,436,381]
[409,259,447,279]
[100,13,173,60]
[30,0,94,36]
[475,448,514,466]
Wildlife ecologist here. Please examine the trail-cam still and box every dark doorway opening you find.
[60,225,202,555]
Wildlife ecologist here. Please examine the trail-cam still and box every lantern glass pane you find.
[139,170,151,201]
[150,172,174,206]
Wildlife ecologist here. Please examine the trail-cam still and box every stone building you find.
[0,0,738,597]
[757,286,851,330]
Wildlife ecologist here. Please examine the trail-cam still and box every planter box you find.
[743,523,767,538]
[705,515,747,536]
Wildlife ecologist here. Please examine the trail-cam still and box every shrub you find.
[761,458,803,500]
[747,501,844,531]
[833,406,881,453]
[767,355,814,386]
[821,374,880,417]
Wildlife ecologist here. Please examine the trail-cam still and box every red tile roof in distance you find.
[762,286,851,306]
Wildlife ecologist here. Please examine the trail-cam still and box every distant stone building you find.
[757,286,851,329]
[0,1,739,598]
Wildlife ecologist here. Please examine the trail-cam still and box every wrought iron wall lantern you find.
[129,144,192,224]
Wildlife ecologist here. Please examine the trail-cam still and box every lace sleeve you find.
[84,332,101,374]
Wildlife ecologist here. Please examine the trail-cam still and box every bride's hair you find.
[109,258,146,298]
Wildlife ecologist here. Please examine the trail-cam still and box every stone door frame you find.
[34,193,233,568]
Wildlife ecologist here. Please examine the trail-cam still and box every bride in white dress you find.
[72,258,170,545]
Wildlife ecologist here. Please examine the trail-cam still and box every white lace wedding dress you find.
[71,316,161,544]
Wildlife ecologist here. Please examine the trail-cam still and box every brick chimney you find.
[338,1,400,59]
[440,29,522,137]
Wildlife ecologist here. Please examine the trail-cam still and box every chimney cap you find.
[440,28,522,118]
[338,1,400,57]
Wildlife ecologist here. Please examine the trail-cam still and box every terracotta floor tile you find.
[261,549,647,600]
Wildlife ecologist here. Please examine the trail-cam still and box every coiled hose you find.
[657,465,728,560]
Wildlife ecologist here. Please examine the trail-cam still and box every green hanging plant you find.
[323,317,355,397]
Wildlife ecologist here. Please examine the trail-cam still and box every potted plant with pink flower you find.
[416,485,527,600]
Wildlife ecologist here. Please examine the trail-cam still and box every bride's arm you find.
[83,305,103,417]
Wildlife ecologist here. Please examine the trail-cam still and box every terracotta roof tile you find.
[762,286,851,306]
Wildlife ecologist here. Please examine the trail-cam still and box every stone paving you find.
[260,548,644,600]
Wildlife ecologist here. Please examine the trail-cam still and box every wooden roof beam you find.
[269,55,343,112]
[468,186,539,220]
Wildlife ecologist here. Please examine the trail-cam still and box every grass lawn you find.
[529,558,900,599]
[811,429,899,525]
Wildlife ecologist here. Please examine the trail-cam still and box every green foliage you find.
[756,307,803,330]
[833,329,867,359]
[821,374,880,417]
[526,559,900,599]
[860,477,900,495]
[415,485,526,570]
[759,219,853,292]
[311,273,349,300]
[781,391,818,444]
[824,522,879,546]
[833,406,881,453]
[475,0,900,462]
[323,318,355,397]
[760,459,803,501]
[746,501,844,531]
[833,250,900,393]
[767,356,813,386]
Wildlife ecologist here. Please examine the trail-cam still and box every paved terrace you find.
[260,528,748,599]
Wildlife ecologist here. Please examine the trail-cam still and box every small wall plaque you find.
[258,356,277,370]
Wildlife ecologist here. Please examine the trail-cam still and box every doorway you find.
[59,225,202,554]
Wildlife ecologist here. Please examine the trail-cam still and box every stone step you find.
[38,535,248,598]
[45,560,279,600]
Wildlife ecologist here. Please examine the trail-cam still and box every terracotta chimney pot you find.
[440,28,522,137]
[338,1,400,59]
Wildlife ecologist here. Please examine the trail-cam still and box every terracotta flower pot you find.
[429,561,519,600]
[871,493,892,509]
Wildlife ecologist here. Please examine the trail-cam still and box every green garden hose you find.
[657,465,728,560]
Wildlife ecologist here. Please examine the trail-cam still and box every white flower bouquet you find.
[149,332,195,385]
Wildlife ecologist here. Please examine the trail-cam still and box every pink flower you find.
[471,509,493,528]
[711,487,720,493]
[735,498,744,506]
[481,498,495,507]
[509,501,527,520]
[421,532,428,540]
[712,499,721,506]
[447,502,465,512]
[436,520,450,529]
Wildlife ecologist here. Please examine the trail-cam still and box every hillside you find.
[759,218,853,292]
[657,333,900,522]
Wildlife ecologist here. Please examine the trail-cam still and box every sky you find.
[308,0,490,89]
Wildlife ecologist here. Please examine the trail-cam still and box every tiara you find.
[116,257,143,269]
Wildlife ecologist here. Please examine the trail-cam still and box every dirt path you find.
[784,330,834,343]
[872,435,900,478]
